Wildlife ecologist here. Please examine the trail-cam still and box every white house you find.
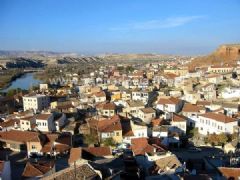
[23,94,50,112]
[206,74,223,84]
[124,100,145,118]
[170,113,187,134]
[221,87,240,99]
[197,112,238,135]
[137,107,156,124]
[152,125,169,138]
[92,91,106,103]
[182,103,206,127]
[36,113,55,132]
[20,116,35,131]
[131,90,149,104]
[39,84,48,91]
[156,97,183,115]
[131,120,148,138]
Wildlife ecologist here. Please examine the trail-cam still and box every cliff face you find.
[189,44,240,69]
[214,44,240,60]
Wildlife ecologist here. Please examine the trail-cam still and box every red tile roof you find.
[83,146,111,157]
[0,130,41,143]
[196,100,211,106]
[20,116,35,121]
[172,113,187,122]
[182,103,205,113]
[140,107,155,114]
[22,161,54,178]
[131,138,154,156]
[35,113,52,120]
[218,167,240,180]
[97,115,122,132]
[0,119,19,128]
[163,73,179,79]
[158,97,181,105]
[151,118,165,127]
[96,102,116,110]
[93,91,106,97]
[200,112,237,123]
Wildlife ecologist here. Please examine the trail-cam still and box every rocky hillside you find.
[0,57,45,68]
[0,56,104,69]
[189,44,240,69]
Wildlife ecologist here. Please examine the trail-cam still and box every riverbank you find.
[0,70,24,90]
[0,70,43,92]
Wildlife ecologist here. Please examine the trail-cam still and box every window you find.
[32,145,36,149]
[116,132,120,136]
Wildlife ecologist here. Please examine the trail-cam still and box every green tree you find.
[102,137,116,147]
[188,127,199,139]
[218,133,228,145]
[125,66,134,73]
[83,134,98,146]
[227,132,238,142]
[206,133,228,146]
[6,88,22,97]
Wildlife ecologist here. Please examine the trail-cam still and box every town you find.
[1,44,240,179]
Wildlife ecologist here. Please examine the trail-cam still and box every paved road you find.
[172,146,224,162]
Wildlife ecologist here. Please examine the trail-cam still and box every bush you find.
[206,133,228,146]
[83,134,98,146]
[102,137,116,147]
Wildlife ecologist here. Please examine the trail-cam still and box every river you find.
[1,73,42,92]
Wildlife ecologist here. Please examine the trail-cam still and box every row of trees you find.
[188,127,238,146]
[205,132,238,146]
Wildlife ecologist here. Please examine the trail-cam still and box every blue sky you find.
[0,0,240,55]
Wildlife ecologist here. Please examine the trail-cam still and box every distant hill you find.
[189,44,240,70]
[100,53,172,62]
[0,50,78,57]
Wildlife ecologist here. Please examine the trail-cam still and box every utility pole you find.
[74,161,77,180]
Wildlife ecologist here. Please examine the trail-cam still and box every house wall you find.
[156,104,179,113]
[132,92,148,103]
[23,96,49,112]
[36,115,54,132]
[0,161,11,180]
[198,116,238,135]
[20,120,32,131]
[131,122,148,138]
[152,131,168,138]
[124,106,145,118]
[101,109,115,117]
[26,141,43,156]
[101,130,123,143]
[171,121,187,134]
[5,142,26,152]
[95,96,106,103]
[137,111,155,124]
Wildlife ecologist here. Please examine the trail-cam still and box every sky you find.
[0,0,240,55]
